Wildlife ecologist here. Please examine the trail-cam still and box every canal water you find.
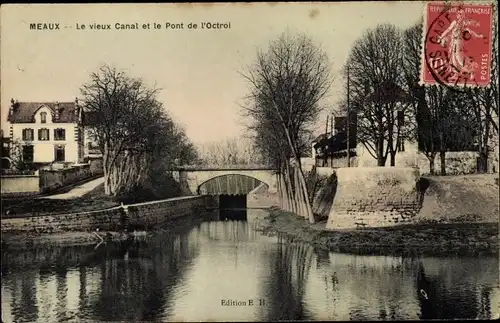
[1,209,499,322]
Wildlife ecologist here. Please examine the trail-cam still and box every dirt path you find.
[41,177,104,200]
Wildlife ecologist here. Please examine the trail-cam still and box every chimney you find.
[54,101,60,120]
[9,98,14,120]
[74,98,78,119]
[75,97,83,123]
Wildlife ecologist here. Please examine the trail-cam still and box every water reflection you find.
[2,209,499,322]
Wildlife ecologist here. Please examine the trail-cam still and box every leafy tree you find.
[80,64,197,197]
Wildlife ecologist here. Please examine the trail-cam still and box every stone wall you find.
[1,175,40,194]
[1,196,215,233]
[326,167,421,229]
[314,156,359,168]
[88,158,104,174]
[0,206,123,233]
[39,164,95,193]
[124,196,215,229]
[2,164,102,196]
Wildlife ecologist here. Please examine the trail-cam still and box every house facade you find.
[1,129,12,169]
[6,98,85,166]
[313,110,499,175]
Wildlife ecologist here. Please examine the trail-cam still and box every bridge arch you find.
[197,174,269,195]
[177,168,277,195]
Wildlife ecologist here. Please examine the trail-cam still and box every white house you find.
[6,98,101,166]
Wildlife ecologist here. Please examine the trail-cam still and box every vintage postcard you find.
[1,2,498,322]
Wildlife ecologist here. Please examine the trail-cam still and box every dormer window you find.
[38,128,50,141]
[40,112,47,123]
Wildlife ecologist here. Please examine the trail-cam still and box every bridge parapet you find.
[176,164,277,171]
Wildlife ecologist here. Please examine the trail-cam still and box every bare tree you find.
[345,24,412,166]
[466,11,499,172]
[197,137,264,166]
[241,31,333,223]
[403,20,491,175]
[80,64,197,196]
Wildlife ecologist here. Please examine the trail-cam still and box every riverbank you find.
[255,209,499,256]
[1,211,218,250]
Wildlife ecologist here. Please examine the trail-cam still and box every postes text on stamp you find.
[421,2,494,88]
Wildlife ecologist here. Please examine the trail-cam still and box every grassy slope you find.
[1,183,119,218]
[257,209,498,256]
[415,174,499,223]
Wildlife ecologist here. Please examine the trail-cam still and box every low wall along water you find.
[1,195,217,234]
[326,167,421,229]
[1,175,40,194]
[1,163,103,196]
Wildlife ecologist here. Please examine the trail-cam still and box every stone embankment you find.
[1,195,218,246]
[255,169,499,254]
[326,167,422,229]
[311,168,498,229]
[256,210,498,256]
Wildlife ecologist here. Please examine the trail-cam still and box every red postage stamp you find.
[421,2,494,87]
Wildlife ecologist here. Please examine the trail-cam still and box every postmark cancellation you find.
[420,1,495,88]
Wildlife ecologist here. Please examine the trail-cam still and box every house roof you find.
[313,130,356,153]
[8,101,78,123]
[312,133,329,143]
[82,111,101,126]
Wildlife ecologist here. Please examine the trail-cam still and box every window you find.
[22,128,34,141]
[2,142,10,158]
[54,128,66,141]
[38,128,50,141]
[40,112,47,124]
[22,145,34,162]
[54,145,65,162]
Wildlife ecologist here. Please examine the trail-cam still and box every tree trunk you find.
[427,153,437,175]
[296,166,309,219]
[439,151,446,175]
[104,170,112,195]
[284,162,296,214]
[479,150,488,173]
[279,172,289,211]
[479,121,491,173]
[295,161,314,223]
[377,134,385,166]
[388,132,396,166]
[272,103,315,223]
[293,166,304,217]
[277,173,283,209]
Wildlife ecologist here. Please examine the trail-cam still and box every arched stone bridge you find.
[174,165,278,195]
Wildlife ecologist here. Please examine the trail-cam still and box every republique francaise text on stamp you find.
[421,1,494,88]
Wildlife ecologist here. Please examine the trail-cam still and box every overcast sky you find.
[1,2,425,145]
